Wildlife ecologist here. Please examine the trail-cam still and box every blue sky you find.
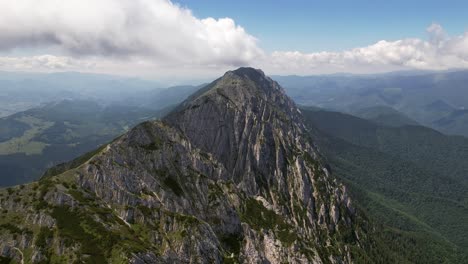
[175,0,468,52]
[0,0,468,80]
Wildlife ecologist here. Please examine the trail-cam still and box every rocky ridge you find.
[1,68,375,263]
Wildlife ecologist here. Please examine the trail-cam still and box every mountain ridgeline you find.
[0,68,434,263]
[275,71,468,138]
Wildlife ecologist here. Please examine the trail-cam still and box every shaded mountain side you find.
[351,105,419,127]
[301,107,468,262]
[432,109,468,137]
[1,68,402,263]
[424,99,456,115]
[144,85,202,111]
[301,108,468,185]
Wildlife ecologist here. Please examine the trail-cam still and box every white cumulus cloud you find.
[0,0,262,67]
[0,0,468,79]
[264,23,468,75]
[0,55,95,71]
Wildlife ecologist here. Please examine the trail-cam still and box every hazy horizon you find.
[1,0,468,81]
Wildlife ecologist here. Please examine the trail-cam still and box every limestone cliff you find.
[0,68,374,263]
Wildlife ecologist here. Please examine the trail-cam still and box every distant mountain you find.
[0,68,404,263]
[302,107,468,262]
[0,71,162,117]
[275,70,468,137]
[144,84,202,110]
[351,105,419,127]
[0,71,205,123]
[432,109,468,137]
[424,99,456,113]
[0,100,162,186]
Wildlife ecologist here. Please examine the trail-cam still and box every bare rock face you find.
[0,68,369,263]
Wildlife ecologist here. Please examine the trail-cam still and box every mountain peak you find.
[218,67,281,97]
[0,68,369,263]
[166,67,287,119]
[228,67,266,81]
[165,68,310,186]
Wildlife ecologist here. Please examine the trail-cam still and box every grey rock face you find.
[0,68,367,263]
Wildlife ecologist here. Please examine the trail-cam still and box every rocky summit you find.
[0,68,379,263]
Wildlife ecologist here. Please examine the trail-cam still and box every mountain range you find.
[0,71,202,119]
[0,68,406,263]
[275,70,468,137]
[0,68,466,263]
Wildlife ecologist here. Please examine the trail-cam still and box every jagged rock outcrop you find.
[0,68,371,263]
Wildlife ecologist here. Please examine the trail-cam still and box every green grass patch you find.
[137,205,153,218]
[35,226,54,248]
[240,198,297,246]
[140,141,162,151]
[0,256,12,264]
[220,233,242,256]
[50,205,149,263]
[0,223,23,234]
[51,206,112,263]
[163,177,183,197]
